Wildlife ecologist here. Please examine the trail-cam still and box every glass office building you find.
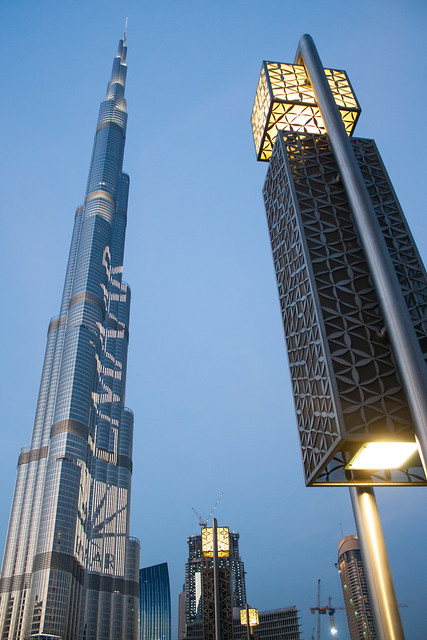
[338,536,375,640]
[139,563,171,640]
[0,33,139,639]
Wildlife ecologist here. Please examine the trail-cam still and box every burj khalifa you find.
[0,31,139,639]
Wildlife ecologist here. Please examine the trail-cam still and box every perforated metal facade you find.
[201,568,233,640]
[263,130,427,486]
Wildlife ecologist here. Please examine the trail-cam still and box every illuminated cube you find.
[202,526,230,558]
[240,608,259,627]
[251,61,360,161]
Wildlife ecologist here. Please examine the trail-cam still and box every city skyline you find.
[1,2,426,639]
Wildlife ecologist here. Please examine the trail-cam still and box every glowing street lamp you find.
[201,526,230,558]
[241,605,259,640]
[251,33,427,640]
[240,608,259,627]
[252,61,360,162]
[250,42,427,489]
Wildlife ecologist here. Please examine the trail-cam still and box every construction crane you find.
[310,580,345,639]
[192,491,224,527]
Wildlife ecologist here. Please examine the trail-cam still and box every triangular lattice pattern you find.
[263,131,426,486]
[353,138,427,362]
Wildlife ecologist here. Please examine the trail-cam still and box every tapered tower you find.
[0,31,139,640]
[338,536,375,639]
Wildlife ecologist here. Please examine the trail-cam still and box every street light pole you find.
[245,604,251,640]
[296,33,427,470]
[295,34,416,640]
[212,517,221,640]
[350,488,405,640]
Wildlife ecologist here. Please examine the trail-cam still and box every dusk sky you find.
[1,1,426,639]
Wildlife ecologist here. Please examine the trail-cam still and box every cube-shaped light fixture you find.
[240,609,259,627]
[201,526,230,558]
[251,61,360,161]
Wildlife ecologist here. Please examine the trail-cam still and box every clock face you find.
[201,526,230,557]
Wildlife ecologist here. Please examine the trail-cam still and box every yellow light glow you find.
[201,527,230,558]
[346,442,418,470]
[240,609,259,627]
[251,61,360,161]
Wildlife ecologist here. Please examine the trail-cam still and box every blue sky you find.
[0,1,426,638]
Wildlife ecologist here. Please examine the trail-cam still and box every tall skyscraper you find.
[184,531,246,625]
[337,536,375,640]
[139,563,171,640]
[0,31,139,639]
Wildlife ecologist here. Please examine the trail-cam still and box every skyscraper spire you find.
[0,34,139,640]
[123,17,128,46]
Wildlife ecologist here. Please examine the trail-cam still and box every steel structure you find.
[251,34,427,640]
[201,568,233,640]
[261,130,427,486]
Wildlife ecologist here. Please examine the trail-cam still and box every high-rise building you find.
[139,563,171,640]
[184,531,246,624]
[0,31,139,639]
[337,536,375,640]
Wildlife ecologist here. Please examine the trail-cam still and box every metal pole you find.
[212,518,221,640]
[245,604,251,640]
[350,487,405,640]
[296,34,427,471]
[295,34,412,639]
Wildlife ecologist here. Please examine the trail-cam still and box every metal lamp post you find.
[250,34,427,640]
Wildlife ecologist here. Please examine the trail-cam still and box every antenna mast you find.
[123,17,128,44]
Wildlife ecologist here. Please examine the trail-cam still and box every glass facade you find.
[338,536,375,640]
[0,35,139,640]
[139,564,171,640]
